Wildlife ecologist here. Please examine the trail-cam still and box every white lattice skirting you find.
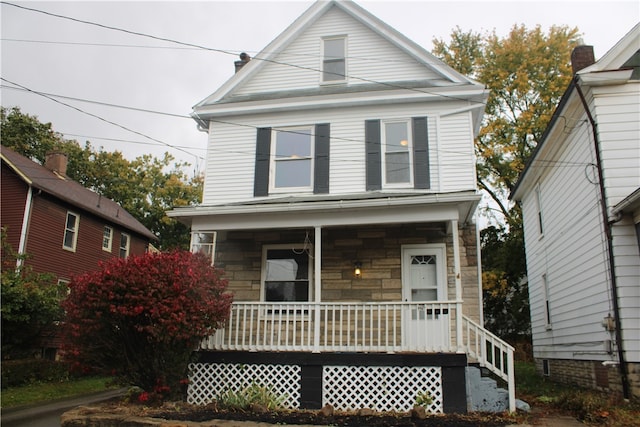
[188,362,443,413]
[187,363,301,408]
[323,365,442,413]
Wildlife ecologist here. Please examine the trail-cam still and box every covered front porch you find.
[169,193,515,412]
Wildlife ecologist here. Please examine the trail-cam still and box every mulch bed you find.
[147,404,514,426]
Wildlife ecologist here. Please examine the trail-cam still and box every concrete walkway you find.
[1,388,127,426]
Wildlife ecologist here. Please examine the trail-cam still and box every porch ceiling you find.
[169,191,481,231]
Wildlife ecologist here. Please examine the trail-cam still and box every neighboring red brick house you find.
[1,145,156,282]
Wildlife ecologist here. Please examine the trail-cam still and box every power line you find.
[1,1,487,106]
[1,77,204,163]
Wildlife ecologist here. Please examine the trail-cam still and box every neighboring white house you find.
[169,0,515,412]
[511,23,640,399]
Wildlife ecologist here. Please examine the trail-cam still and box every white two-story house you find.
[169,0,514,413]
[511,24,640,400]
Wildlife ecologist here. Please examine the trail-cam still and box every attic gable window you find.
[322,37,346,83]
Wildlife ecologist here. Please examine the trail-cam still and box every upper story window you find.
[262,245,311,303]
[102,226,113,252]
[191,231,217,265]
[383,121,413,186]
[119,233,130,258]
[322,36,346,83]
[63,211,79,252]
[271,127,314,191]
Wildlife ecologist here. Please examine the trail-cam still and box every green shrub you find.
[415,390,433,408]
[1,359,71,389]
[217,383,286,411]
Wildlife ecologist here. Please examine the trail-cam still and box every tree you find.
[1,107,202,249]
[480,225,530,342]
[61,251,232,400]
[433,24,580,226]
[1,228,64,358]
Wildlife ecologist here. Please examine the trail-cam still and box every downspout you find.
[574,76,630,400]
[17,185,34,268]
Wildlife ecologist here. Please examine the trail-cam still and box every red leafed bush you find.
[61,251,231,400]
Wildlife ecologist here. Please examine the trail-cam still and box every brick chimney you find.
[234,52,251,73]
[571,45,595,74]
[44,151,68,175]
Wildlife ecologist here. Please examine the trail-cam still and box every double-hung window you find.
[322,37,346,83]
[102,226,113,252]
[119,233,130,258]
[191,231,216,265]
[63,212,79,251]
[263,246,311,303]
[271,127,313,191]
[383,120,412,186]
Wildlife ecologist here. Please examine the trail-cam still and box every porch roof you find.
[168,191,481,231]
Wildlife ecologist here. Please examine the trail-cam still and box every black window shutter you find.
[365,119,382,191]
[412,117,430,189]
[254,127,271,197]
[314,123,330,194]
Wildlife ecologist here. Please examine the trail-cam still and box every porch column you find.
[451,220,463,352]
[313,226,322,353]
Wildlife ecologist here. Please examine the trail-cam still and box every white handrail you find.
[206,301,462,354]
[462,315,515,412]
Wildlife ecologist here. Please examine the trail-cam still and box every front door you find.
[401,244,449,351]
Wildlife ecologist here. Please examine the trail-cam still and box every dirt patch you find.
[79,401,515,427]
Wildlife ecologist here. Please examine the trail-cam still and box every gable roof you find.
[1,145,156,240]
[194,0,483,111]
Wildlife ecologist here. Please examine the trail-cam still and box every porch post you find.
[451,220,463,352]
[313,226,322,353]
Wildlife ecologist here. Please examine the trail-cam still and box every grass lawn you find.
[1,377,117,409]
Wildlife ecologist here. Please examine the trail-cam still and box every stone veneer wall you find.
[535,358,640,400]
[214,222,481,324]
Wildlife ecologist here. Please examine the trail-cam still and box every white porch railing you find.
[200,301,515,412]
[462,315,515,412]
[202,301,462,353]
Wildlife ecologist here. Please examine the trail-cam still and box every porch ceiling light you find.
[354,261,362,279]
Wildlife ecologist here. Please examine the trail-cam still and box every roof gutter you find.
[574,74,630,400]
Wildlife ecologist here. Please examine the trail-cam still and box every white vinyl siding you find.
[201,103,474,205]
[521,81,640,362]
[234,7,439,96]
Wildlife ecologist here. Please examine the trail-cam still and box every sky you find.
[2,0,639,178]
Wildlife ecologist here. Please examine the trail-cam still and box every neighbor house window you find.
[191,231,217,265]
[262,245,311,303]
[63,212,79,251]
[102,226,113,252]
[542,274,551,328]
[322,36,346,82]
[536,184,544,236]
[383,120,412,186]
[271,127,313,191]
[119,233,130,258]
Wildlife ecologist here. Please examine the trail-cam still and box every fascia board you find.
[579,69,634,86]
[194,1,332,108]
[168,192,480,218]
[579,23,640,73]
[1,155,33,185]
[194,86,487,118]
[510,88,582,201]
[189,203,463,231]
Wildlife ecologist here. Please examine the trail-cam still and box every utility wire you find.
[1,77,203,162]
[1,1,487,106]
